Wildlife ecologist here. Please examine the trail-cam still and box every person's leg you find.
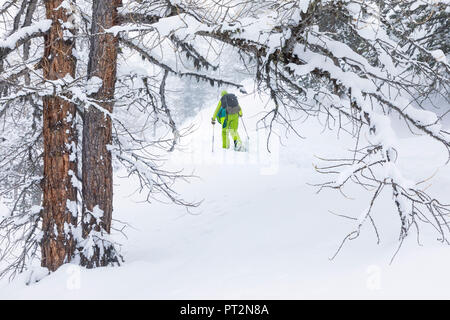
[228,114,242,147]
[222,127,229,148]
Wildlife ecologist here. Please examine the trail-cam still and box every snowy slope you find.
[1,86,450,299]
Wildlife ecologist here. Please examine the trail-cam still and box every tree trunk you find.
[81,0,122,268]
[41,0,78,272]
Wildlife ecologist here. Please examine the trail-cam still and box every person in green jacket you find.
[211,90,243,150]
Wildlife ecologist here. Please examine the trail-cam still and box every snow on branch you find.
[0,20,51,50]
[117,36,244,89]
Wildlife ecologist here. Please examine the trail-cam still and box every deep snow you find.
[1,88,449,299]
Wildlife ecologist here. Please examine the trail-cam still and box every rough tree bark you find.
[81,0,122,268]
[41,0,78,272]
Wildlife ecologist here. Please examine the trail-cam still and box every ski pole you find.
[212,123,215,152]
[241,117,250,140]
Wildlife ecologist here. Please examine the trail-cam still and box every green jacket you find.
[212,91,242,123]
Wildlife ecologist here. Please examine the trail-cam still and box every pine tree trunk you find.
[81,0,122,268]
[41,0,78,272]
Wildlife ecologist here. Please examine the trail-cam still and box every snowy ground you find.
[1,89,449,299]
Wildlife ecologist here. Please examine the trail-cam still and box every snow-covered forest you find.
[0,0,449,299]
